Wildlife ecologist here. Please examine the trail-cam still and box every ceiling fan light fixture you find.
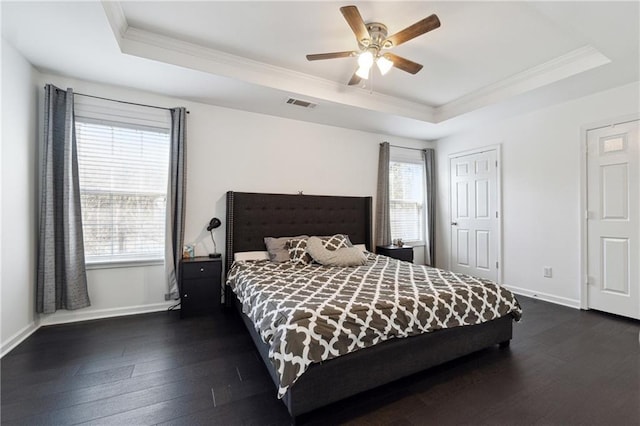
[357,50,374,69]
[307,5,439,85]
[355,65,370,80]
[376,55,393,75]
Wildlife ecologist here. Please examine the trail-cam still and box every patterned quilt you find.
[226,253,522,398]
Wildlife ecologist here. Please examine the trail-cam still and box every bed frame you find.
[225,191,513,418]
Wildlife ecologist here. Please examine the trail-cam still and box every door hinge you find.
[495,211,499,218]
[495,161,498,167]
[496,261,499,269]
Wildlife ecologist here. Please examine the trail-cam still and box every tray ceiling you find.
[2,1,638,139]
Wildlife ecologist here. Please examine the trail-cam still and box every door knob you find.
[451,222,458,226]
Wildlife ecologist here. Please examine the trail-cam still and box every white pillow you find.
[354,244,367,252]
[234,251,270,261]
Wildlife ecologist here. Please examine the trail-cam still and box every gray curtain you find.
[165,107,187,300]
[36,85,91,314]
[375,142,391,246]
[423,148,436,266]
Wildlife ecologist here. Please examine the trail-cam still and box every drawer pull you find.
[200,267,204,272]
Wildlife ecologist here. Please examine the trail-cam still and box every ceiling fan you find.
[306,5,441,85]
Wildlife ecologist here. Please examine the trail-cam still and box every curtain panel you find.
[37,85,91,314]
[165,107,187,300]
[423,148,436,266]
[375,142,391,246]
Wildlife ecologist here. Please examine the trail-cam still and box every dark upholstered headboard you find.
[225,191,373,273]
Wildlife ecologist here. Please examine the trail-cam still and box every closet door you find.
[450,149,499,282]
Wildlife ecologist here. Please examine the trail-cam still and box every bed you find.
[224,191,521,418]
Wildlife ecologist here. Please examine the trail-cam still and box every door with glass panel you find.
[587,120,639,319]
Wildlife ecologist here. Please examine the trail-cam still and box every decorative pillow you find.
[264,235,308,262]
[287,234,351,265]
[306,236,367,267]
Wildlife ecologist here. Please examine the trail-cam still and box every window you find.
[75,100,170,264]
[389,150,426,244]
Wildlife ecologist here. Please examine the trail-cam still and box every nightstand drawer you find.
[181,260,221,279]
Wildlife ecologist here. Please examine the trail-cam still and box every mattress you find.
[226,252,522,398]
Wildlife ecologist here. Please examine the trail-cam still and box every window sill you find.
[86,258,164,270]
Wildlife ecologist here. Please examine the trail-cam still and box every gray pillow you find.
[306,236,367,267]
[264,235,308,262]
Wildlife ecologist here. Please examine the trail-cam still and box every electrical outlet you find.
[544,267,552,278]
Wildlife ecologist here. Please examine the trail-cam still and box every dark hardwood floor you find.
[1,296,638,425]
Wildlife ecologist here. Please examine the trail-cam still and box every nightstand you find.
[179,256,222,318]
[376,245,414,262]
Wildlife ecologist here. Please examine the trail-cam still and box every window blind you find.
[389,160,425,243]
[75,119,170,263]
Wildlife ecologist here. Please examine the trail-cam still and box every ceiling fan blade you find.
[384,53,424,74]
[340,5,370,44]
[306,51,357,61]
[348,72,362,86]
[385,14,440,48]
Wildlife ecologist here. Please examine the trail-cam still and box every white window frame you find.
[389,147,427,246]
[74,96,171,269]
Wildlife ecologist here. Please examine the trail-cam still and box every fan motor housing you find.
[360,22,391,50]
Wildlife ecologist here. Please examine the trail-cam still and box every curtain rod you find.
[386,143,427,152]
[73,92,190,114]
[586,118,639,132]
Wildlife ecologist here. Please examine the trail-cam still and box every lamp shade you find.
[207,217,221,231]
[357,50,374,68]
[356,65,370,79]
[376,55,393,75]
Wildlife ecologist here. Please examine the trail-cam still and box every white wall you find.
[1,38,40,355]
[35,73,431,326]
[183,99,432,261]
[435,81,640,307]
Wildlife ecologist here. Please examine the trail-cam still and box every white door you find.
[450,149,499,281]
[587,120,639,319]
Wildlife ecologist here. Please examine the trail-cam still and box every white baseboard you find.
[503,285,581,309]
[38,301,177,326]
[1,320,40,358]
[1,302,178,358]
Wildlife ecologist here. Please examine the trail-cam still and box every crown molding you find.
[100,0,128,49]
[436,45,611,122]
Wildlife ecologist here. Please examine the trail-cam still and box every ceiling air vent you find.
[286,98,317,109]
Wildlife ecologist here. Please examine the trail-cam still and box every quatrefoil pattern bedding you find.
[226,253,522,398]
